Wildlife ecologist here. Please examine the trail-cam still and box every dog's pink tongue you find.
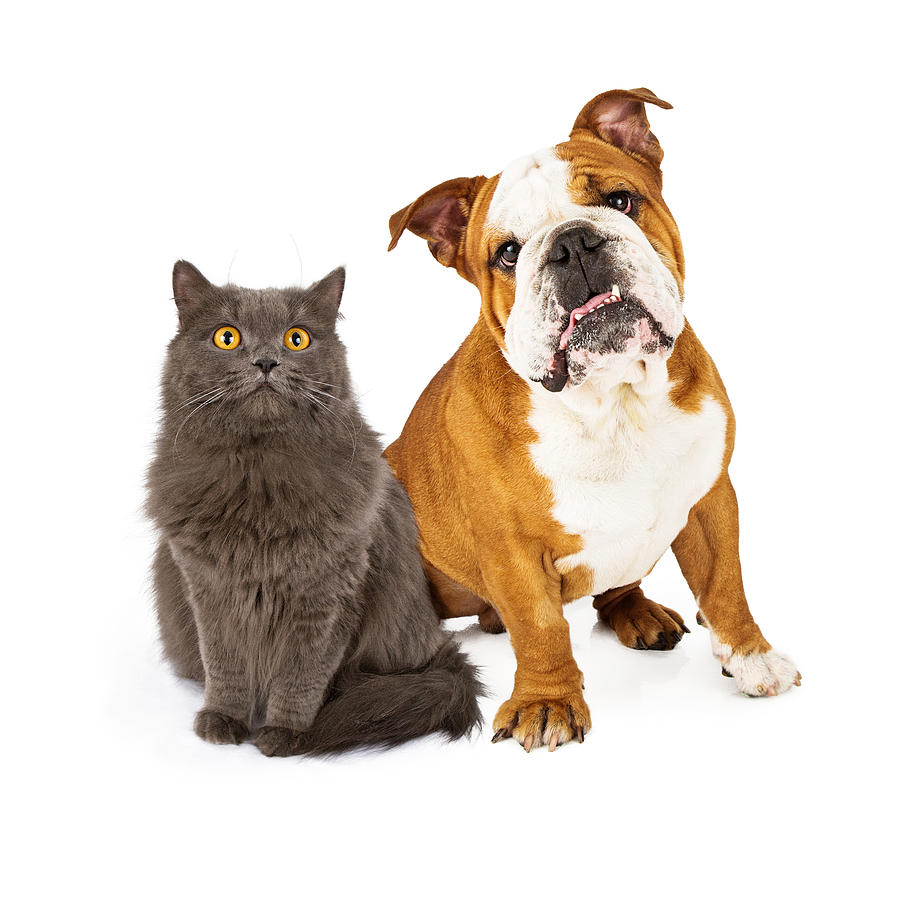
[558,291,615,350]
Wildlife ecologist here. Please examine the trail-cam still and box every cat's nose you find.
[253,358,279,376]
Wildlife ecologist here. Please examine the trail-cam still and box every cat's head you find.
[164,261,350,436]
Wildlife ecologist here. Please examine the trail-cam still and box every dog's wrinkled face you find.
[488,144,683,391]
[389,88,686,395]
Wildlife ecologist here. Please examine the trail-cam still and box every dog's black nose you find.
[253,359,279,376]
[548,225,606,264]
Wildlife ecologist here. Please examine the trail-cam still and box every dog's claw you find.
[575,726,584,743]
[491,729,506,743]
[721,666,733,678]
[523,735,534,753]
[548,733,559,752]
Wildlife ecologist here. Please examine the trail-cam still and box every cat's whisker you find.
[304,385,339,403]
[284,376,349,410]
[208,395,232,431]
[172,390,227,458]
[285,376,350,409]
[296,387,360,464]
[173,387,226,411]
[298,389,334,422]
[309,392,358,433]
[297,388,329,412]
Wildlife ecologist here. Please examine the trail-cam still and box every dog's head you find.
[389,88,685,394]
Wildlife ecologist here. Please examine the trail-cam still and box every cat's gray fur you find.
[146,261,482,756]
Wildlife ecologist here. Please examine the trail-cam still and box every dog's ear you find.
[571,88,673,168]
[388,176,485,272]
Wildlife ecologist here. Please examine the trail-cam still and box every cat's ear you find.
[172,260,215,327]
[309,267,346,322]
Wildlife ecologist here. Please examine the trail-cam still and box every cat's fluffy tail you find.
[290,640,483,757]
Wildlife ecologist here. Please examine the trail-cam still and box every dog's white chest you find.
[528,383,726,595]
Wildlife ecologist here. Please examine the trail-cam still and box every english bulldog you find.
[385,88,800,751]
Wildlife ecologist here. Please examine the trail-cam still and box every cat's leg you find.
[191,603,253,744]
[179,576,253,745]
[256,608,348,757]
[152,540,203,681]
[671,474,801,696]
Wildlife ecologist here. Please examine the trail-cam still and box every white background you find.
[3,1,897,897]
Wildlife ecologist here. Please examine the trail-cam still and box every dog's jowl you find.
[386,87,800,752]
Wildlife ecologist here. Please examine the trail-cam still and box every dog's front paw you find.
[193,709,249,745]
[255,725,305,757]
[491,690,591,752]
[713,640,801,697]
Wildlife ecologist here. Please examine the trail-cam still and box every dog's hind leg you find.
[477,606,506,634]
[425,561,505,632]
[593,581,688,650]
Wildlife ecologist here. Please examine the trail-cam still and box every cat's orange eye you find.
[213,326,241,350]
[284,327,310,351]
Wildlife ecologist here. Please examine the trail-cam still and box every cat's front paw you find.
[255,725,305,757]
[193,709,249,745]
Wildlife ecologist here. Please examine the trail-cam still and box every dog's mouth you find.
[558,284,625,351]
[539,284,674,392]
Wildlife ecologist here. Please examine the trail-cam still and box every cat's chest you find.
[528,387,727,594]
[161,451,371,569]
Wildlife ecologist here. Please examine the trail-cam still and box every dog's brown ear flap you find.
[388,176,485,271]
[571,88,673,168]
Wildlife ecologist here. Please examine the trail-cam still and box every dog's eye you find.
[498,241,521,269]
[606,191,633,215]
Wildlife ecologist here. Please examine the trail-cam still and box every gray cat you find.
[146,261,482,756]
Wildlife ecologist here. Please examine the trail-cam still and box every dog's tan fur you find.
[386,89,799,751]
